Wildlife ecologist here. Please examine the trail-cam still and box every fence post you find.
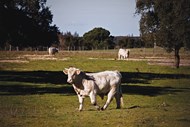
[9,45,12,51]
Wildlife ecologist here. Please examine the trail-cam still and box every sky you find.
[47,0,140,36]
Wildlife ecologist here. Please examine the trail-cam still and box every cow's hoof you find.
[78,108,83,112]
[96,107,101,111]
[101,107,104,111]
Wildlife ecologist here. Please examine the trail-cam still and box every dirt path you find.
[128,57,190,66]
[0,54,190,66]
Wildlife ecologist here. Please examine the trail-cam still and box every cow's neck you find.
[73,72,86,89]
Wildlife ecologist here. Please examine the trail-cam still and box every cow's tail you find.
[119,84,124,108]
[116,71,124,108]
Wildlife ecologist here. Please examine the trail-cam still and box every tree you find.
[116,36,144,48]
[59,32,82,50]
[83,27,114,50]
[62,32,74,50]
[136,0,190,68]
[0,0,59,49]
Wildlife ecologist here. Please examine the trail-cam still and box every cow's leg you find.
[115,92,122,109]
[118,54,120,60]
[79,89,90,97]
[115,85,123,109]
[119,54,123,60]
[77,94,84,111]
[89,92,100,110]
[102,88,116,110]
[122,55,124,59]
[124,55,126,59]
[126,54,128,60]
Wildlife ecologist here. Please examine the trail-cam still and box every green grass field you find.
[0,49,190,127]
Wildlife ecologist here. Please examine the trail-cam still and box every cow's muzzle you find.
[67,79,73,84]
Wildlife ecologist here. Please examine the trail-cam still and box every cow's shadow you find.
[0,70,189,96]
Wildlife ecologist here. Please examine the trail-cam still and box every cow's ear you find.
[75,69,81,75]
[63,68,68,75]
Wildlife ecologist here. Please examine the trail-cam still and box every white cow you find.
[63,67,123,111]
[118,48,130,60]
[48,47,58,55]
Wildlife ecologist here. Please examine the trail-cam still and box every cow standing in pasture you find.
[48,47,58,55]
[63,67,123,111]
[118,48,130,60]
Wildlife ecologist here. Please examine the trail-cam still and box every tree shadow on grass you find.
[120,72,190,84]
[120,72,190,96]
[0,84,75,96]
[0,70,190,96]
[0,70,75,96]
[121,84,188,96]
[0,70,67,84]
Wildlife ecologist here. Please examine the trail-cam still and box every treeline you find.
[0,0,148,51]
[58,27,145,50]
[0,0,145,51]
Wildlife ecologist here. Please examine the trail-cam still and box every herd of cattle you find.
[48,47,130,60]
[48,47,130,111]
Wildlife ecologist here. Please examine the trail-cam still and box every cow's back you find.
[48,47,58,55]
[86,71,121,93]
[118,48,125,55]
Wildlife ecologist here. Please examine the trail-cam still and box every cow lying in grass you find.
[63,67,123,111]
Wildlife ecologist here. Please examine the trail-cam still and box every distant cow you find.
[118,48,130,60]
[63,67,123,111]
[48,47,58,55]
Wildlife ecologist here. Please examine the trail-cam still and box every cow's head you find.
[55,48,59,53]
[63,67,81,84]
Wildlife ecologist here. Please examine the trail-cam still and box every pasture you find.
[0,48,190,127]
